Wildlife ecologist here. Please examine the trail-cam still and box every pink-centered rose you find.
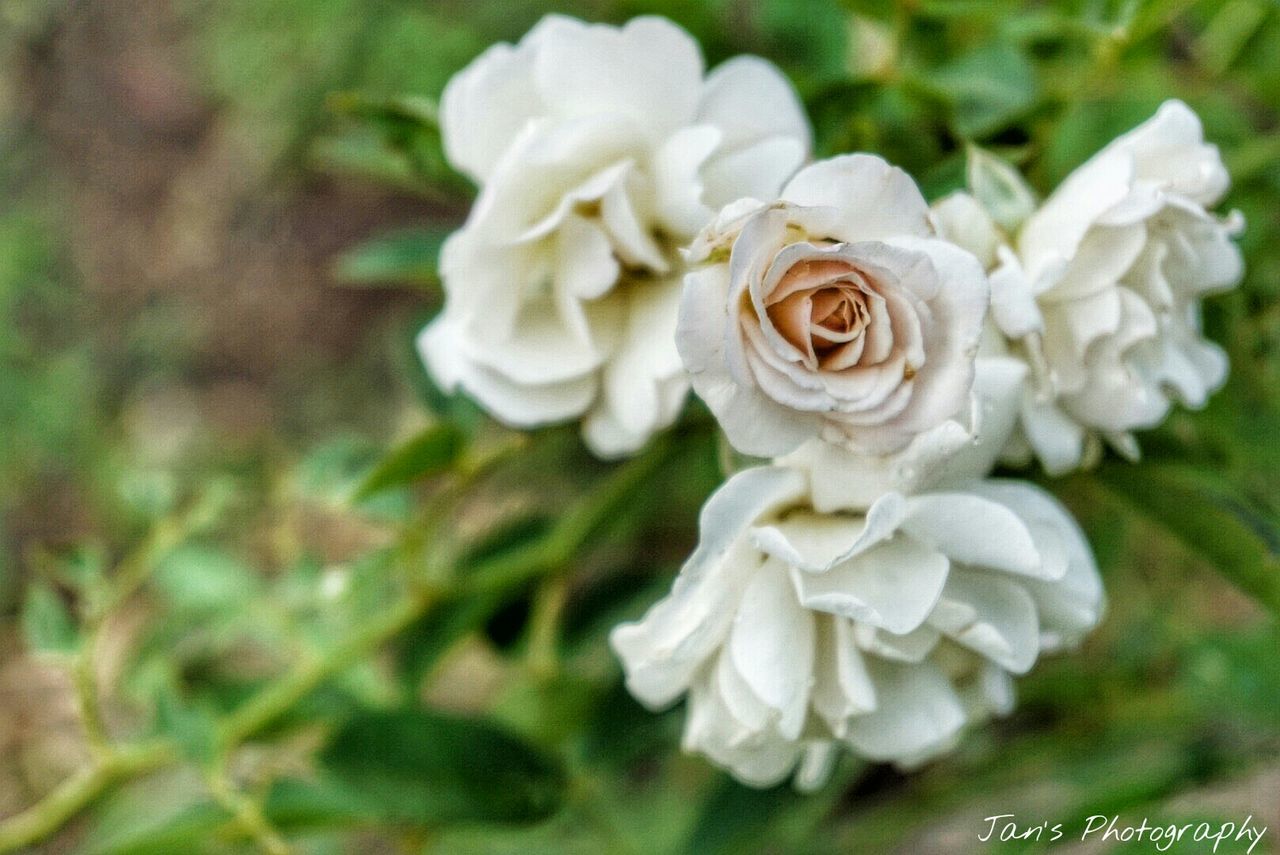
[678,155,990,457]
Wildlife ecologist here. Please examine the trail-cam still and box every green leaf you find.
[324,90,470,196]
[21,582,80,654]
[458,514,554,572]
[753,0,848,81]
[333,228,450,287]
[1095,463,1280,615]
[152,545,260,615]
[328,92,440,130]
[319,708,567,825]
[686,777,802,855]
[354,422,465,500]
[263,777,381,829]
[1197,0,1269,76]
[153,686,219,765]
[932,42,1039,138]
[966,144,1037,232]
[83,803,231,855]
[395,589,511,691]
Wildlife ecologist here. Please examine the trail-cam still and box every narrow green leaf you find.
[21,583,80,654]
[328,92,439,131]
[458,515,554,572]
[333,228,450,287]
[395,587,516,692]
[319,708,566,825]
[355,422,464,500]
[1096,463,1280,615]
[1197,0,1269,76]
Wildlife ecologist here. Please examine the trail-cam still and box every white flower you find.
[781,355,1027,511]
[677,155,989,458]
[942,101,1244,474]
[420,15,811,457]
[610,459,1104,789]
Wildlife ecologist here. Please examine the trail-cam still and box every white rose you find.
[419,15,811,457]
[781,354,1027,511]
[677,155,989,458]
[948,101,1244,474]
[610,463,1104,789]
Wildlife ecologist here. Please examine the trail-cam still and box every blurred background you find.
[0,0,1277,852]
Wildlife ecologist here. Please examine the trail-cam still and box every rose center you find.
[809,287,868,344]
[764,259,890,370]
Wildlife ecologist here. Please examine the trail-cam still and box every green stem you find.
[72,629,110,757]
[0,590,439,853]
[207,765,292,855]
[467,436,676,595]
[0,740,177,853]
[99,481,234,618]
[218,588,439,748]
[0,432,676,851]
[525,576,568,680]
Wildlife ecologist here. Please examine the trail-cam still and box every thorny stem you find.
[0,485,240,850]
[0,435,677,852]
[0,591,441,854]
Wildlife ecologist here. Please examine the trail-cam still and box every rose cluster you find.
[421,16,1242,788]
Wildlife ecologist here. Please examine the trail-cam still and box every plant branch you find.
[525,575,568,680]
[0,740,177,852]
[208,767,292,855]
[71,630,110,757]
[218,587,441,749]
[95,481,235,620]
[467,436,676,595]
[0,433,674,851]
[0,587,440,853]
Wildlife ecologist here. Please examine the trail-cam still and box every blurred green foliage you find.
[1,0,1278,852]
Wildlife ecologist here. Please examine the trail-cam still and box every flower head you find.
[421,15,811,457]
[677,155,989,457]
[940,101,1244,474]
[610,460,1104,788]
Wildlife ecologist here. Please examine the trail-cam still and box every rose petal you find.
[928,570,1040,674]
[899,492,1042,577]
[781,154,932,242]
[697,55,811,154]
[440,34,542,183]
[843,659,966,762]
[534,15,703,137]
[791,536,949,634]
[610,466,807,707]
[729,560,816,740]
